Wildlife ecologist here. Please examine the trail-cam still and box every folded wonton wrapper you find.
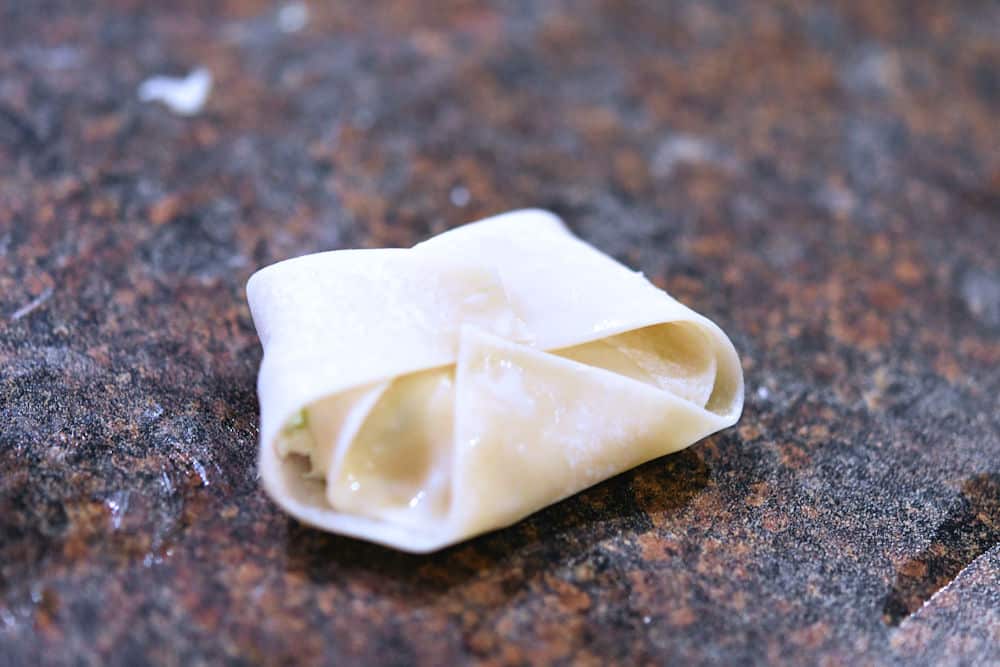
[247,209,743,552]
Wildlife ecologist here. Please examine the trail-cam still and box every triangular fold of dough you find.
[450,326,727,535]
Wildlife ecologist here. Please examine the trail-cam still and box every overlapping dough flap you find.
[247,209,743,552]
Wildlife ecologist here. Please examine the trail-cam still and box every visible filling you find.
[277,322,727,527]
[327,368,455,528]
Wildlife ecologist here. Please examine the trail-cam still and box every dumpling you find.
[246,209,743,552]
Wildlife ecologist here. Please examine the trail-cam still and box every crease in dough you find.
[248,209,744,552]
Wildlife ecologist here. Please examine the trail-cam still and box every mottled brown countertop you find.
[1,1,998,665]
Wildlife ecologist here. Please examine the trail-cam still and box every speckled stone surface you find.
[1,1,998,665]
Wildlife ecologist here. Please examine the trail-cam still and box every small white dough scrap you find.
[138,67,212,116]
[247,209,744,552]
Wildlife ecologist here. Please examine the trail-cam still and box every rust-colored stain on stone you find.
[1,0,999,664]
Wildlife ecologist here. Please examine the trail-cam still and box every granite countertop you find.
[1,1,998,665]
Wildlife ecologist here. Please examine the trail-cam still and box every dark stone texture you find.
[1,1,998,665]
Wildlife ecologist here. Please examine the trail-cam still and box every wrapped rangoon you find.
[247,210,743,552]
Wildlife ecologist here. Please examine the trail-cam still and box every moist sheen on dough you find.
[247,209,744,552]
